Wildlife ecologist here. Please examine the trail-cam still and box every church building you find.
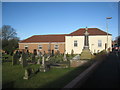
[19,27,112,54]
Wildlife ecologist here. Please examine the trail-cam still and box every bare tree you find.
[2,25,19,55]
[2,25,17,40]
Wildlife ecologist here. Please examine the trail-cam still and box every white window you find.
[54,45,59,50]
[74,40,78,47]
[98,40,102,47]
[24,45,28,49]
[38,45,42,50]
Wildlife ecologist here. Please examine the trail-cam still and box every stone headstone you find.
[63,51,67,61]
[37,59,40,64]
[19,56,22,64]
[21,52,27,68]
[46,55,50,61]
[12,51,20,65]
[72,54,80,60]
[42,56,45,66]
[12,53,17,65]
[23,69,29,80]
[31,54,35,63]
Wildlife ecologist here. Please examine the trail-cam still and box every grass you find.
[2,60,93,88]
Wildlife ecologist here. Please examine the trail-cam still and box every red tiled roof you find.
[68,28,111,36]
[20,34,67,43]
[20,28,111,43]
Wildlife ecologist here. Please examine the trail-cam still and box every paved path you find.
[80,52,120,88]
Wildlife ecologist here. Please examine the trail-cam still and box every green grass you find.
[2,61,93,88]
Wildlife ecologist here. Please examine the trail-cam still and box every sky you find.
[2,2,118,40]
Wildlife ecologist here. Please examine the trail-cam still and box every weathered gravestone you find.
[12,51,20,65]
[63,50,67,61]
[37,58,40,64]
[31,54,36,63]
[23,69,29,80]
[72,54,80,60]
[39,55,50,72]
[46,55,50,61]
[70,54,88,67]
[23,68,40,80]
[21,51,27,68]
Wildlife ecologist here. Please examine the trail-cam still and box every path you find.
[80,51,120,88]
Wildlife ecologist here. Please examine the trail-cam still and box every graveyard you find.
[2,27,108,88]
[2,49,102,88]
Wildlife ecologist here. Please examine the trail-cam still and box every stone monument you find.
[80,27,92,60]
[63,50,67,61]
[23,69,29,80]
[39,55,47,72]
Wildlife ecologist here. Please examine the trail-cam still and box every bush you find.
[93,50,107,56]
[49,55,64,64]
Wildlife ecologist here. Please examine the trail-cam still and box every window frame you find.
[24,45,28,49]
[54,45,59,50]
[98,40,102,47]
[38,45,42,50]
[74,40,78,47]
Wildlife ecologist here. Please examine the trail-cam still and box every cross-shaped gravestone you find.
[23,69,29,80]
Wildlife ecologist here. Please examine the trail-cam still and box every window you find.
[54,45,59,50]
[38,45,42,49]
[24,45,28,49]
[98,40,102,47]
[74,40,78,47]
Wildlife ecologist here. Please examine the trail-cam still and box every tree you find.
[2,25,19,55]
[2,25,17,40]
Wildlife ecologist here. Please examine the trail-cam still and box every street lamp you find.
[106,17,112,52]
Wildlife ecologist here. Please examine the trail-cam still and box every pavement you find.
[80,51,120,88]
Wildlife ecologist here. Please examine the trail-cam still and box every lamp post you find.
[106,17,112,52]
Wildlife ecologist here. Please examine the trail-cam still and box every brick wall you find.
[19,42,65,54]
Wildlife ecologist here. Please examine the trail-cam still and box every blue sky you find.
[2,2,118,40]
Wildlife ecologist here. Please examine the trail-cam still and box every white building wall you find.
[65,35,112,54]
[65,36,84,54]
[89,35,112,54]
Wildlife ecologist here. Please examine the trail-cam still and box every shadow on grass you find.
[39,63,92,88]
[39,54,108,88]
[2,81,14,88]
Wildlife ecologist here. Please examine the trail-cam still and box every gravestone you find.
[31,54,36,63]
[39,55,49,72]
[12,51,20,65]
[42,55,45,66]
[37,58,40,64]
[23,69,29,80]
[63,50,67,61]
[46,55,50,61]
[70,54,88,67]
[72,54,80,60]
[12,53,18,65]
[21,51,27,68]
[19,55,22,64]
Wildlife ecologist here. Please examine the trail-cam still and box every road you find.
[80,51,120,88]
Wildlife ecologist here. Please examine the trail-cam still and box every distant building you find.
[19,28,112,54]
